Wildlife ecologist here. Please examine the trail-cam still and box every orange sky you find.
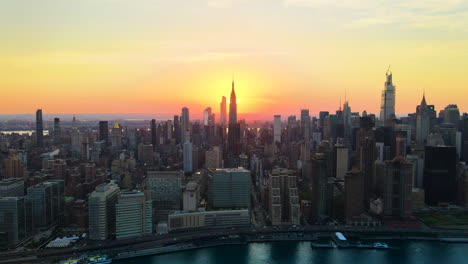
[1,0,467,119]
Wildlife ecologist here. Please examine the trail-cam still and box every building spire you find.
[421,90,427,106]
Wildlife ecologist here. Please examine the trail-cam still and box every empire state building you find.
[227,78,241,166]
[229,79,237,124]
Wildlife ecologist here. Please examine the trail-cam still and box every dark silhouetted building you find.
[424,146,457,205]
[99,121,109,142]
[36,109,43,147]
[383,157,413,218]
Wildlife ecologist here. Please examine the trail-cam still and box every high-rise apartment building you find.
[311,153,334,222]
[269,168,300,225]
[383,157,413,218]
[344,168,364,224]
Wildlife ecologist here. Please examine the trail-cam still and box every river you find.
[113,240,468,264]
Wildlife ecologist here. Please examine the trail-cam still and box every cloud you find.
[283,0,468,30]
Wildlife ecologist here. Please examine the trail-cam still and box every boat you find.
[87,255,112,264]
[61,258,82,264]
[373,242,389,249]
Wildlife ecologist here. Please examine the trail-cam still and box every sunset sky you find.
[1,0,467,119]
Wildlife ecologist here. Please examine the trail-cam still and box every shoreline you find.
[3,226,468,264]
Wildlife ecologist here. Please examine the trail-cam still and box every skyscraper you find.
[344,168,364,224]
[203,107,212,126]
[424,146,457,205]
[311,153,334,222]
[53,117,61,143]
[0,197,32,245]
[181,107,190,145]
[151,119,157,150]
[98,121,109,142]
[379,70,396,123]
[36,109,43,147]
[229,79,237,124]
[183,133,193,173]
[220,96,227,126]
[27,180,64,230]
[416,93,430,145]
[269,168,300,225]
[359,136,376,209]
[209,168,251,209]
[71,116,81,157]
[173,115,181,144]
[111,121,122,150]
[443,104,460,125]
[273,115,281,143]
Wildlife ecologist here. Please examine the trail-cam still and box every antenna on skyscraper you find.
[386,64,391,75]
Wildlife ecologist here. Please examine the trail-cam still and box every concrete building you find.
[115,191,152,239]
[88,182,120,240]
[269,168,300,225]
[209,168,251,209]
[183,181,199,211]
[0,178,24,197]
[27,180,64,230]
[383,158,413,218]
[168,209,250,231]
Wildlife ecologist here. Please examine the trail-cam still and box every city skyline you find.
[2,1,468,116]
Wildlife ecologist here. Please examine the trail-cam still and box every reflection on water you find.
[114,241,468,264]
